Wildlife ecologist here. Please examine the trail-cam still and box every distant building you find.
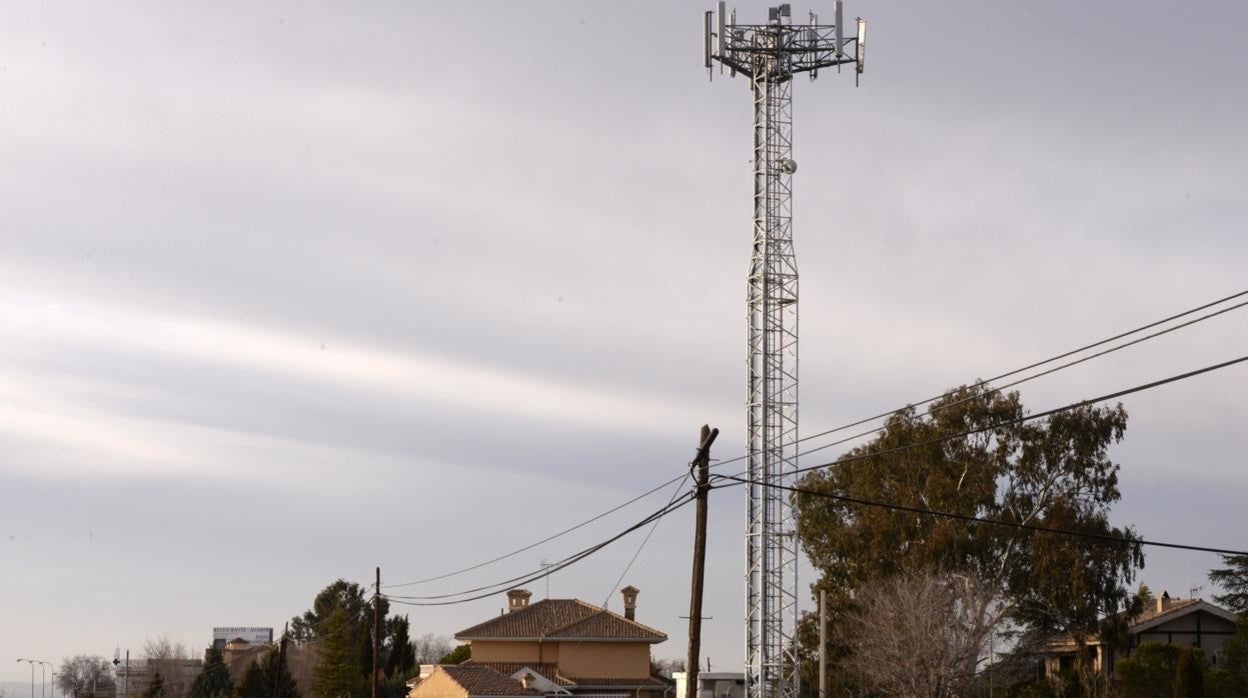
[672,673,744,698]
[113,658,202,698]
[220,636,318,696]
[213,627,274,650]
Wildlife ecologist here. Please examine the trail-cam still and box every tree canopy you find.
[142,671,168,698]
[233,650,298,698]
[190,647,234,698]
[1209,554,1248,615]
[794,384,1143,679]
[56,655,114,698]
[383,616,416,679]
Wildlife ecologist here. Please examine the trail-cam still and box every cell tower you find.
[701,4,864,698]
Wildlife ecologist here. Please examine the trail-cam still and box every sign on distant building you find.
[212,627,273,650]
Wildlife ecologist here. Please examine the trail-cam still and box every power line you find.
[778,353,1247,480]
[772,298,1248,466]
[383,492,696,606]
[709,476,1248,557]
[599,473,691,611]
[706,288,1248,474]
[381,472,688,589]
[793,289,1248,446]
[380,290,1245,596]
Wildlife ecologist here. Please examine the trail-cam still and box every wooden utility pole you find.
[686,424,719,698]
[819,589,827,698]
[273,622,289,698]
[373,567,381,698]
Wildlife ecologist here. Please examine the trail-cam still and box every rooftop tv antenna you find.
[701,5,864,698]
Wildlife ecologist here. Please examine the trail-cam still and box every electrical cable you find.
[382,472,688,589]
[599,472,691,610]
[383,491,696,604]
[383,494,695,607]
[706,288,1248,474]
[708,476,1248,557]
[779,353,1247,480]
[711,353,1247,485]
[381,290,1246,596]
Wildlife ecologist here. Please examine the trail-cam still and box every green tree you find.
[1207,618,1248,697]
[439,645,470,665]
[312,607,366,698]
[294,579,391,693]
[1209,554,1248,615]
[794,385,1143,678]
[383,616,416,679]
[143,671,169,698]
[1172,647,1205,697]
[232,650,299,698]
[1117,643,1180,698]
[190,647,235,698]
[233,662,267,698]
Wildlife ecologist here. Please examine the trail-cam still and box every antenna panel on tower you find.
[834,1,844,59]
[856,17,867,73]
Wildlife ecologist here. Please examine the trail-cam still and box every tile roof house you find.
[423,587,670,698]
[409,665,541,698]
[1040,591,1240,678]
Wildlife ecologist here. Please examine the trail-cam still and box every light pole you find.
[17,659,35,698]
[38,661,53,698]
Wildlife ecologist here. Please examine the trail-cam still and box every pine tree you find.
[312,608,365,698]
[233,661,267,698]
[260,647,299,698]
[1209,554,1248,615]
[383,616,415,679]
[191,648,235,698]
[142,671,168,698]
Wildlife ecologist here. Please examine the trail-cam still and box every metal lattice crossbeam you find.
[704,5,864,698]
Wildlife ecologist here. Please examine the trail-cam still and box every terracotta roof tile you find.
[440,666,539,697]
[461,662,572,687]
[455,599,666,643]
[1130,598,1201,629]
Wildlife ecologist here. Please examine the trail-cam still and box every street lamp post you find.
[17,659,35,698]
[38,661,54,698]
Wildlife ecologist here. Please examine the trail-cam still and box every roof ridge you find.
[554,601,668,639]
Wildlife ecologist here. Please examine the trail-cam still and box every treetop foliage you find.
[1209,554,1248,616]
[794,384,1143,672]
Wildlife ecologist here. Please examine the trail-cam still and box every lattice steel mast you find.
[702,5,864,698]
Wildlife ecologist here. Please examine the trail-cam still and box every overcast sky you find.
[2,0,1247,682]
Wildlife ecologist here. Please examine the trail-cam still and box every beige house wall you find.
[469,640,561,665]
[557,642,650,679]
[408,670,469,698]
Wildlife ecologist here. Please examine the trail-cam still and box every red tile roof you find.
[439,666,540,697]
[455,599,666,643]
[461,662,572,687]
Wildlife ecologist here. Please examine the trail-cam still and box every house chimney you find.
[1157,590,1171,614]
[621,585,639,621]
[507,588,532,613]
